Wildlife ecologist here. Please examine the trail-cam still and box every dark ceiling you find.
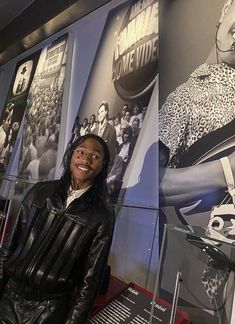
[0,0,111,66]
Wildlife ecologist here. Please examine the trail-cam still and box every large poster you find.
[159,0,234,320]
[0,52,41,174]
[18,34,68,181]
[67,0,158,201]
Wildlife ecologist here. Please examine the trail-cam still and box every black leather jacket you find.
[0,180,115,324]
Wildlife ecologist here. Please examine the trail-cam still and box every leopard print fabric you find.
[159,63,235,167]
[201,256,229,306]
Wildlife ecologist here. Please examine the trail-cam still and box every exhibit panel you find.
[151,224,235,324]
[159,1,235,321]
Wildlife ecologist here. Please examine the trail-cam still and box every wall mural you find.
[0,52,41,174]
[67,0,158,202]
[159,0,235,320]
[17,34,68,181]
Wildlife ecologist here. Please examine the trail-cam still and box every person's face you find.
[98,105,107,123]
[12,122,19,132]
[90,115,95,124]
[114,117,119,126]
[217,0,235,64]
[83,119,87,127]
[123,132,129,143]
[70,138,104,189]
[125,111,131,122]
[142,106,147,118]
[132,119,139,130]
[122,106,128,116]
[133,105,139,115]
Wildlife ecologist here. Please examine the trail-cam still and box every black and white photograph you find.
[159,0,235,241]
[12,60,33,96]
[67,0,158,201]
[159,1,235,321]
[0,53,41,174]
[17,35,68,181]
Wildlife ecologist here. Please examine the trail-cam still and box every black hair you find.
[82,118,88,127]
[98,101,109,113]
[89,114,96,126]
[60,133,110,202]
[98,101,109,119]
[122,126,132,142]
[114,112,121,122]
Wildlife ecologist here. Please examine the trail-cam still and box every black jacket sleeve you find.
[65,210,114,324]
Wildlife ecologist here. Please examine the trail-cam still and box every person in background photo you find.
[159,0,235,313]
[113,112,123,147]
[160,0,235,208]
[0,120,9,171]
[93,101,117,166]
[131,117,140,147]
[107,126,133,198]
[69,116,81,147]
[141,106,148,124]
[0,134,115,324]
[123,108,132,127]
[120,104,128,125]
[130,103,142,128]
[87,114,97,134]
[80,118,89,136]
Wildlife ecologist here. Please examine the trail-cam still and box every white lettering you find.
[114,3,158,59]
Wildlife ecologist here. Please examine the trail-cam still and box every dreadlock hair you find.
[60,134,110,204]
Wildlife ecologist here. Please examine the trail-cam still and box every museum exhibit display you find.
[151,224,235,324]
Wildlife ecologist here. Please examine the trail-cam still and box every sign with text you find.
[113,0,158,100]
[89,283,189,323]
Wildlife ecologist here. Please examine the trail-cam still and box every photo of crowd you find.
[68,100,148,198]
[18,36,68,181]
[18,86,63,180]
[0,102,19,172]
[0,55,42,174]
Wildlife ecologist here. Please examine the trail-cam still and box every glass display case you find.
[0,173,34,247]
[109,204,159,291]
[89,204,159,323]
[150,224,235,324]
